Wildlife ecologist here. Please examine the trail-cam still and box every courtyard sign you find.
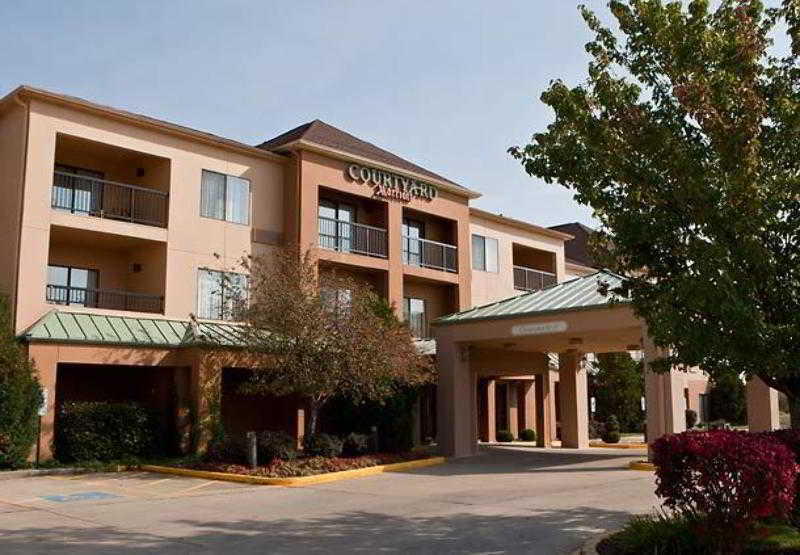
[345,164,438,203]
[511,321,568,336]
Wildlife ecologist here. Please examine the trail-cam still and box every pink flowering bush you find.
[651,430,797,552]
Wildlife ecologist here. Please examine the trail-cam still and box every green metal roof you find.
[434,270,628,326]
[19,311,248,348]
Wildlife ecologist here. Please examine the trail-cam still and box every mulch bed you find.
[177,451,430,478]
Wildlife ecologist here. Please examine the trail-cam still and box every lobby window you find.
[46,265,99,307]
[403,297,428,338]
[200,170,251,225]
[472,234,498,272]
[197,268,248,321]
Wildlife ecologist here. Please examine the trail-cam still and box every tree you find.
[0,296,43,467]
[588,352,644,433]
[708,373,746,424]
[510,0,800,425]
[222,247,432,437]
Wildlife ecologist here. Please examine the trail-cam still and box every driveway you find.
[0,446,657,554]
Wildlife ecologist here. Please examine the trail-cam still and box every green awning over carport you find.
[19,311,247,348]
[434,270,628,326]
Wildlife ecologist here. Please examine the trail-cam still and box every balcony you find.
[47,225,167,315]
[318,217,388,259]
[404,236,458,273]
[46,284,164,314]
[513,266,557,292]
[52,171,169,228]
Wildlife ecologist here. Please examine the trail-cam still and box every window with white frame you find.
[200,170,251,225]
[471,234,498,272]
[197,268,248,321]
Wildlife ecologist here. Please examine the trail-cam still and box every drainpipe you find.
[11,92,30,334]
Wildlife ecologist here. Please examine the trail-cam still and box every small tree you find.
[708,373,746,425]
[588,352,644,433]
[0,296,43,468]
[223,247,432,437]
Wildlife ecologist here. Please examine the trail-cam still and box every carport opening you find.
[54,363,188,456]
[220,368,303,439]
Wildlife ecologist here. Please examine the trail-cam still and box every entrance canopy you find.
[431,271,681,458]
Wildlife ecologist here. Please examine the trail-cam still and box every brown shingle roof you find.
[258,119,478,197]
[548,222,597,268]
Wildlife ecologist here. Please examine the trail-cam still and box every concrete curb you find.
[0,465,130,480]
[589,441,647,449]
[141,456,446,487]
[572,531,612,555]
[628,460,656,471]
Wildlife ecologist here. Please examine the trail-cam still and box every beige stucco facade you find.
[0,85,780,462]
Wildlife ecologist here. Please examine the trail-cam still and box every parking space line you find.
[178,480,217,493]
[132,477,172,488]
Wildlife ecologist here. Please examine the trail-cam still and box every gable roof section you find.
[434,270,628,326]
[258,119,479,198]
[19,311,247,348]
[549,222,597,268]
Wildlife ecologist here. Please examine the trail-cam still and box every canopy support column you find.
[643,331,685,449]
[436,339,478,458]
[558,350,589,448]
[747,377,779,432]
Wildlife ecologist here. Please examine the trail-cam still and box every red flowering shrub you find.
[760,429,800,527]
[651,430,797,552]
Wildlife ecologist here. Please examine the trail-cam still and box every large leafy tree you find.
[223,247,432,436]
[510,0,800,424]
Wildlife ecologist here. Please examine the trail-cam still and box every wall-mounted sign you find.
[511,321,568,336]
[345,164,438,203]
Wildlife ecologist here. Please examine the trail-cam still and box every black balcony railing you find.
[404,236,458,273]
[52,171,169,228]
[513,266,557,292]
[46,284,164,314]
[318,217,388,258]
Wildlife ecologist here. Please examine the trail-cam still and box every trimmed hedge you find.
[496,429,514,442]
[342,432,370,457]
[54,402,156,462]
[519,428,536,442]
[304,433,343,457]
[258,431,297,462]
[601,415,621,443]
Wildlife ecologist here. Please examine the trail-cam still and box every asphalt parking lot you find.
[0,446,657,554]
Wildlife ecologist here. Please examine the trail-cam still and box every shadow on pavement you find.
[0,505,638,554]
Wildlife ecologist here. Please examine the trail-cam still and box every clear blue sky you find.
[0,1,611,227]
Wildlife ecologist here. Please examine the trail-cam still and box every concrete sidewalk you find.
[0,446,656,554]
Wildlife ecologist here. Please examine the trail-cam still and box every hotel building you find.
[0,86,773,460]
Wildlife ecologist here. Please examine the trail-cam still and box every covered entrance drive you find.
[432,271,779,458]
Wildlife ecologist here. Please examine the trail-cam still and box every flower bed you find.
[176,451,430,478]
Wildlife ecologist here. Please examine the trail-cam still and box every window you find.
[197,268,248,321]
[318,200,355,252]
[471,234,498,272]
[47,264,99,307]
[321,286,352,315]
[52,164,105,215]
[402,218,425,265]
[200,170,251,224]
[403,297,427,338]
